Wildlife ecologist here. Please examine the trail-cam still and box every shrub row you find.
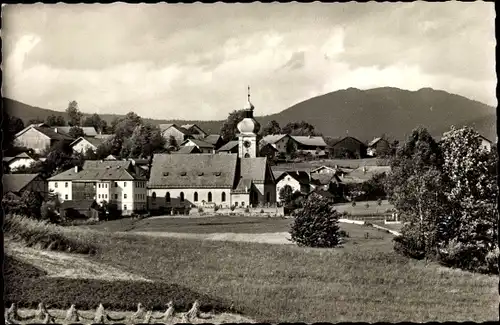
[4,215,98,254]
[4,255,233,313]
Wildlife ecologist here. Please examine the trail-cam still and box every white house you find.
[70,137,103,154]
[479,135,493,152]
[275,171,311,202]
[180,138,215,154]
[48,160,148,214]
[3,152,37,171]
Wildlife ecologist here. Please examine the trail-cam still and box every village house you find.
[147,90,277,213]
[310,173,344,197]
[275,171,311,202]
[367,137,390,157]
[217,141,239,154]
[173,146,203,154]
[259,142,279,160]
[479,135,493,152]
[180,138,216,154]
[2,173,49,199]
[13,124,75,154]
[181,124,208,140]
[290,135,328,157]
[47,160,148,215]
[329,136,367,158]
[203,134,225,150]
[70,136,104,154]
[3,152,37,171]
[310,165,338,176]
[260,134,293,155]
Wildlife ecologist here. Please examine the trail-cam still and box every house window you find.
[124,182,127,187]
[65,194,68,200]
[55,182,58,188]
[124,194,127,199]
[105,194,108,199]
[64,182,68,188]
[221,192,226,202]
[208,192,212,202]
[115,194,118,200]
[152,192,157,202]
[166,192,171,203]
[98,194,101,199]
[194,192,198,202]
[114,182,118,187]
[124,205,127,211]
[180,192,185,202]
[98,184,101,188]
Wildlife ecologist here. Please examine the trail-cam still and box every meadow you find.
[4,215,498,323]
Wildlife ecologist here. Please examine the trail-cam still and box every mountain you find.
[4,87,496,142]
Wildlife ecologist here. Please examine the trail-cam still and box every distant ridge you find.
[4,87,496,142]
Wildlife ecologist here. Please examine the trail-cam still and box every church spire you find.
[244,85,254,111]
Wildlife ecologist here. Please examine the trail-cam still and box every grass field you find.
[5,215,498,323]
[333,200,394,215]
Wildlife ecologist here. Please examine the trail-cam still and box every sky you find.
[2,2,496,120]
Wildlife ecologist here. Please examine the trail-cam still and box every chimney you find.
[74,165,78,173]
[54,128,58,133]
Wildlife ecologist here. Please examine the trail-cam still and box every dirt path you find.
[130,231,294,245]
[5,241,151,282]
[9,308,255,324]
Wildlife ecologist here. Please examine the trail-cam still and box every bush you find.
[214,205,219,212]
[198,207,204,213]
[244,207,250,213]
[230,205,236,211]
[393,225,426,260]
[4,215,98,255]
[436,239,499,275]
[289,195,342,248]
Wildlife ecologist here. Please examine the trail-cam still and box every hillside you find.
[4,87,496,142]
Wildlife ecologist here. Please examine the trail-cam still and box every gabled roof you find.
[217,141,239,152]
[83,160,132,170]
[160,124,191,135]
[95,134,114,140]
[259,143,279,152]
[148,153,238,188]
[2,174,41,194]
[20,126,75,141]
[55,126,98,137]
[310,165,337,173]
[105,154,119,160]
[330,136,366,147]
[203,134,222,146]
[290,136,327,147]
[70,136,103,148]
[311,173,341,185]
[181,124,206,135]
[173,146,201,154]
[367,137,382,147]
[3,152,35,163]
[233,157,271,193]
[181,138,214,149]
[158,124,174,132]
[61,199,99,211]
[261,134,289,144]
[276,171,310,185]
[48,163,142,181]
[14,123,48,137]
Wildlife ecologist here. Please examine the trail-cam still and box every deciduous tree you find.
[68,126,85,139]
[66,101,83,126]
[220,109,246,143]
[261,120,281,136]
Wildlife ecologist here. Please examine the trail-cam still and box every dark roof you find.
[261,134,289,144]
[2,174,41,194]
[83,160,132,170]
[55,127,98,137]
[173,146,201,154]
[70,136,103,148]
[148,153,238,188]
[311,173,341,185]
[33,126,74,141]
[181,138,214,149]
[233,157,270,193]
[48,160,144,181]
[331,136,366,147]
[217,141,239,152]
[203,134,222,146]
[290,136,327,147]
[61,199,99,210]
[160,124,192,135]
[307,189,335,200]
[276,171,310,185]
[259,143,279,152]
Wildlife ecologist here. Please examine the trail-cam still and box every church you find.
[147,89,277,213]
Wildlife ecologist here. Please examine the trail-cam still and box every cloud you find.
[2,2,496,120]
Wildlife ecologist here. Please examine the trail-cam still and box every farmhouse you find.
[367,137,390,157]
[260,134,292,154]
[310,173,343,194]
[310,165,338,176]
[173,146,202,154]
[275,171,311,202]
[14,124,74,154]
[70,137,103,154]
[148,92,277,212]
[3,152,37,171]
[329,136,367,158]
[2,173,48,199]
[48,160,148,214]
[290,136,328,156]
[217,141,239,154]
[180,138,215,153]
[181,124,208,140]
[259,143,279,160]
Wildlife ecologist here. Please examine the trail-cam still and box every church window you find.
[194,192,198,202]
[180,192,185,202]
[166,192,171,203]
[221,192,226,202]
[241,201,245,207]
[152,192,156,202]
[208,192,212,202]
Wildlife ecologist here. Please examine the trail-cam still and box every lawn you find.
[5,215,498,323]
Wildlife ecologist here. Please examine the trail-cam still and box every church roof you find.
[148,153,238,189]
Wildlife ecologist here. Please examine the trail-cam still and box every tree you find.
[43,140,77,176]
[84,147,98,160]
[289,194,342,248]
[46,114,66,126]
[68,126,85,139]
[437,126,498,273]
[109,112,143,156]
[66,100,83,126]
[282,121,317,136]
[2,111,25,153]
[279,185,294,205]
[95,140,113,160]
[83,113,107,133]
[168,135,179,151]
[286,139,297,158]
[220,109,246,143]
[121,123,166,158]
[41,191,63,223]
[28,118,44,125]
[261,120,281,136]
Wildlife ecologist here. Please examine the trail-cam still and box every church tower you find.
[237,86,260,158]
